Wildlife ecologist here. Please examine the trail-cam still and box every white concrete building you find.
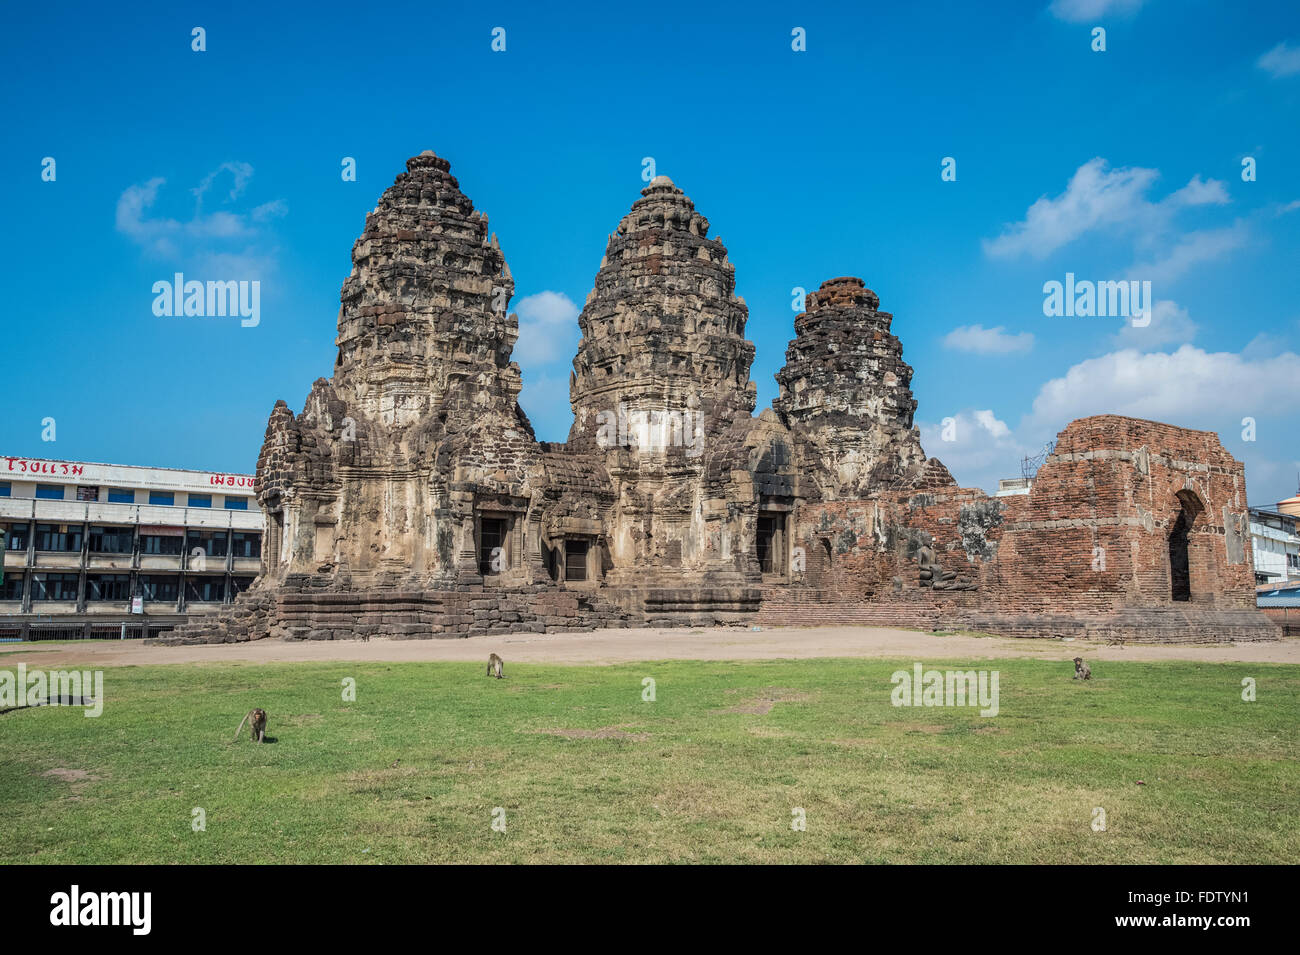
[1,454,263,639]
[996,478,1033,497]
[1249,506,1300,586]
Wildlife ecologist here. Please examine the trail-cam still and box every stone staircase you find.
[754,587,942,629]
[153,587,279,645]
[151,581,638,644]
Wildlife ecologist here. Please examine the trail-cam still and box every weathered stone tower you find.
[255,150,538,588]
[568,175,755,452]
[564,176,779,613]
[774,277,930,500]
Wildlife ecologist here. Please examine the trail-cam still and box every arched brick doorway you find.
[1169,490,1205,602]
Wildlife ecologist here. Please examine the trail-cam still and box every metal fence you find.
[6,623,175,642]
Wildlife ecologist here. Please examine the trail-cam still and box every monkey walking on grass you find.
[1073,657,1092,681]
[233,708,268,742]
[487,653,504,679]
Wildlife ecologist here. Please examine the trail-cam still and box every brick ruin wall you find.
[756,417,1274,642]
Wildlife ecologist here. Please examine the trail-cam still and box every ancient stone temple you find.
[162,151,1278,645]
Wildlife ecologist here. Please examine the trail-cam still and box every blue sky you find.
[2,0,1297,505]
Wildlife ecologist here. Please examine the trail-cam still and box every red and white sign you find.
[3,456,252,489]
[5,458,84,477]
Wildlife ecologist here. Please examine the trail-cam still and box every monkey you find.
[487,653,504,679]
[233,708,268,742]
[1073,657,1092,681]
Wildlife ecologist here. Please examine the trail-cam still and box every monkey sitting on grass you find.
[233,708,268,742]
[1073,657,1092,681]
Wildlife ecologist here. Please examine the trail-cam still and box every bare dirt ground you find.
[4,625,1298,668]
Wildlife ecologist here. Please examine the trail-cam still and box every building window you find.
[188,494,212,508]
[89,526,134,554]
[0,481,9,497]
[108,488,134,504]
[148,491,175,507]
[231,532,261,559]
[479,517,507,575]
[564,539,589,582]
[185,577,226,602]
[32,573,79,601]
[35,485,64,500]
[139,575,180,602]
[224,496,249,510]
[140,533,184,556]
[4,523,30,552]
[87,574,131,601]
[186,530,228,558]
[76,486,99,502]
[229,576,255,596]
[1,573,23,600]
[35,524,82,552]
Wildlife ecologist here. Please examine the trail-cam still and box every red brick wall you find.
[776,415,1272,641]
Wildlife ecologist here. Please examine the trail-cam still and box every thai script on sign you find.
[5,458,84,476]
[4,457,252,486]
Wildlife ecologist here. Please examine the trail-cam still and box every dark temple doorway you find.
[1168,493,1204,602]
[1169,510,1191,601]
[479,517,506,576]
[756,513,786,575]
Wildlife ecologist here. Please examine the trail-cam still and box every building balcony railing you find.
[0,496,264,530]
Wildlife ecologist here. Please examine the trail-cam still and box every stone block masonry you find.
[154,152,1278,646]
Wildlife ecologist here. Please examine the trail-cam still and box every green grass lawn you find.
[1,657,1296,863]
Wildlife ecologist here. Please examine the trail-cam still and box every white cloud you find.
[984,159,1231,262]
[192,161,254,212]
[1048,0,1145,23]
[1024,344,1300,432]
[251,200,289,222]
[1014,343,1300,505]
[1258,41,1300,79]
[1163,174,1231,209]
[925,342,1300,505]
[984,159,1159,260]
[919,409,1029,491]
[942,324,1035,354]
[1111,299,1197,350]
[985,158,1245,294]
[1130,222,1248,284]
[512,290,580,366]
[116,164,284,277]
